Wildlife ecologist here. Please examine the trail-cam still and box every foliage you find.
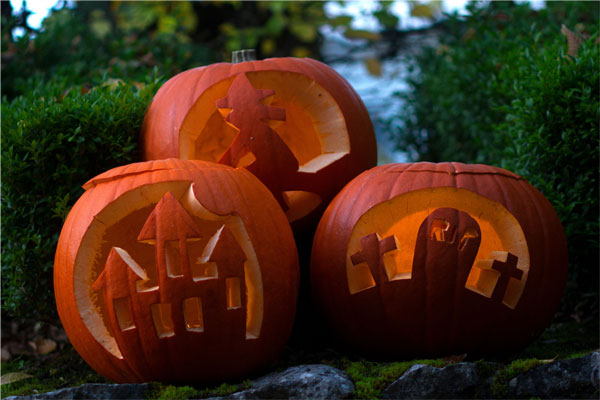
[393,1,599,163]
[499,38,599,306]
[1,3,213,100]
[391,0,599,311]
[1,77,162,321]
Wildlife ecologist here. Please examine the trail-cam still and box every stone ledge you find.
[5,353,599,399]
[3,383,149,400]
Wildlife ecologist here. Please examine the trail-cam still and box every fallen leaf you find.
[0,372,33,385]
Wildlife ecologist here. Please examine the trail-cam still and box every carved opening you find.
[75,182,265,358]
[114,297,135,331]
[191,261,218,281]
[465,251,524,309]
[429,218,456,243]
[346,187,530,309]
[183,297,204,332]
[236,150,256,168]
[348,262,376,294]
[164,241,183,277]
[182,185,263,339]
[226,277,242,309]
[459,228,480,251]
[382,235,412,281]
[192,225,221,281]
[283,191,322,222]
[151,303,175,338]
[347,233,406,293]
[179,72,351,165]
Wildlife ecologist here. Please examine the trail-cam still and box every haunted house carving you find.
[92,191,253,359]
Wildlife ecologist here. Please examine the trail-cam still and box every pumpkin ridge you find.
[83,168,181,190]
[515,178,551,326]
[385,162,522,180]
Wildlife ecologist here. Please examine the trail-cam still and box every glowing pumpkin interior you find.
[346,187,529,309]
[178,71,350,221]
[75,182,264,359]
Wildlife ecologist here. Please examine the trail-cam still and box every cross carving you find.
[350,233,397,286]
[491,252,522,302]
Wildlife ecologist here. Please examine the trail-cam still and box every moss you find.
[196,382,239,398]
[473,360,501,381]
[241,379,253,390]
[491,358,544,398]
[146,381,241,400]
[341,358,446,399]
[152,385,198,400]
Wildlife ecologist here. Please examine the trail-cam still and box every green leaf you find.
[290,23,317,42]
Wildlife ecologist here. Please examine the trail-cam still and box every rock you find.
[381,362,483,399]
[508,352,599,399]
[3,383,149,400]
[226,364,354,399]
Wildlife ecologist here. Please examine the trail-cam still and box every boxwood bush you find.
[1,77,162,320]
[391,1,599,309]
[1,2,213,322]
[499,39,599,306]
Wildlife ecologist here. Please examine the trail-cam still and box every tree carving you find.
[216,73,327,210]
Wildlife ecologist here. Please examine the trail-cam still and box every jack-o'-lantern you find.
[311,162,567,357]
[54,159,299,383]
[140,52,377,229]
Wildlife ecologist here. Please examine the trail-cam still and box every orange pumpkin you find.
[311,162,567,357]
[54,159,299,383]
[140,57,377,229]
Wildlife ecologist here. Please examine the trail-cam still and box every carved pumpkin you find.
[140,57,377,229]
[311,162,567,357]
[54,159,299,383]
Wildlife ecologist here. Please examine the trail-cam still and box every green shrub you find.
[393,1,599,163]
[499,38,599,302]
[1,76,162,321]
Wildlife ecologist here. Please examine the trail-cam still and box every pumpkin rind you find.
[140,58,377,228]
[310,162,567,357]
[55,159,299,382]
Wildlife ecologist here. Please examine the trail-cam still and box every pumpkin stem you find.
[232,49,256,63]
